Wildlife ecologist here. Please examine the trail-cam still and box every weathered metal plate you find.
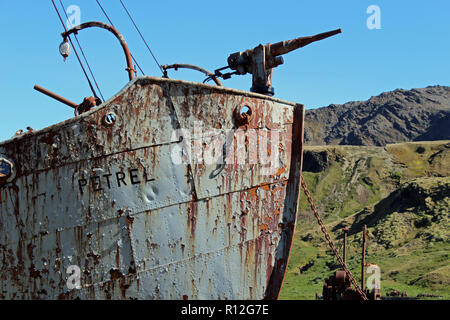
[0,77,305,300]
[187,125,293,199]
[0,81,180,176]
[0,146,193,246]
[164,80,294,200]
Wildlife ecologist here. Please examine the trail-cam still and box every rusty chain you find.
[300,175,368,300]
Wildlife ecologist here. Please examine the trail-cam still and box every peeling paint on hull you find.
[0,77,305,300]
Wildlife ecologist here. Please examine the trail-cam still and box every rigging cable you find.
[119,0,164,75]
[95,0,145,76]
[59,0,105,102]
[50,0,99,100]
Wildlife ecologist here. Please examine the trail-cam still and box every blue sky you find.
[0,0,449,141]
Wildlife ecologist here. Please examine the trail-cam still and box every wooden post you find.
[343,227,348,265]
[361,225,367,292]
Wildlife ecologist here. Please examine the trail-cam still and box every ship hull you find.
[0,77,305,299]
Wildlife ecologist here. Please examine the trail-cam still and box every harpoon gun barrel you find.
[270,28,342,57]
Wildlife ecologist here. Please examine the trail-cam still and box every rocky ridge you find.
[305,86,450,146]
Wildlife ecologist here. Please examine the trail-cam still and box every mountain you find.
[305,86,450,146]
[280,141,449,300]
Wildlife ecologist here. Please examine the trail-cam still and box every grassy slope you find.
[279,141,450,300]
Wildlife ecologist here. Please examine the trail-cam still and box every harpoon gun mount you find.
[225,28,342,96]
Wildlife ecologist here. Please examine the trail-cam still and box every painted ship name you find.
[78,167,155,194]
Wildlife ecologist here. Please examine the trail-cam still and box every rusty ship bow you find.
[0,77,305,299]
[0,15,343,299]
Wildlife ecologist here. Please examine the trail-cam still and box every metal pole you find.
[343,227,348,265]
[34,85,78,109]
[162,64,222,86]
[62,21,136,81]
[361,225,367,292]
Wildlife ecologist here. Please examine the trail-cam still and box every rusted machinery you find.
[34,23,341,115]
[224,29,342,95]
[164,29,342,96]
[322,226,381,300]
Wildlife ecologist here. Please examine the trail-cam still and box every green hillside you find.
[280,141,450,300]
